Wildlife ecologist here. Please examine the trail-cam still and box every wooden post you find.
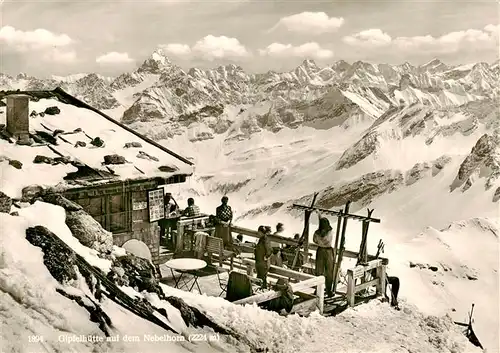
[376,264,386,297]
[357,209,374,266]
[332,201,351,294]
[292,192,318,269]
[346,270,355,307]
[332,210,343,277]
[175,222,184,253]
[316,276,325,314]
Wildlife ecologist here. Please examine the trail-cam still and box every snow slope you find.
[163,111,499,351]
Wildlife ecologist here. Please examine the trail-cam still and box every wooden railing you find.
[238,258,325,314]
[175,215,211,252]
[346,258,387,307]
[233,274,325,314]
[230,225,385,262]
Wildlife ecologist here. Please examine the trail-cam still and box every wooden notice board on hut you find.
[147,188,165,222]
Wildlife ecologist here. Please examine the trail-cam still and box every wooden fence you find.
[346,258,387,307]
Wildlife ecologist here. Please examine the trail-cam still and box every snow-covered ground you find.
[0,203,482,353]
[160,116,499,352]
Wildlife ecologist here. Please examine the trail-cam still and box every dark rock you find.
[44,106,61,115]
[53,156,71,165]
[30,110,38,117]
[113,255,160,293]
[25,226,78,284]
[16,138,33,146]
[0,191,12,213]
[39,112,45,117]
[493,187,500,203]
[428,266,439,272]
[9,159,22,169]
[103,154,126,165]
[55,288,112,337]
[90,137,105,147]
[75,141,87,148]
[466,274,478,281]
[52,129,65,136]
[41,193,83,212]
[34,130,58,145]
[158,165,179,173]
[33,155,54,164]
[73,127,83,133]
[65,210,113,253]
[107,266,129,286]
[124,142,142,148]
[10,211,19,216]
[22,185,44,202]
[137,151,159,162]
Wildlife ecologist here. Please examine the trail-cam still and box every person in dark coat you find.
[386,276,400,309]
[254,225,273,289]
[259,278,294,314]
[214,196,233,248]
[312,213,335,297]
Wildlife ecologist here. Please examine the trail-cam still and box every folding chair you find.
[205,235,235,296]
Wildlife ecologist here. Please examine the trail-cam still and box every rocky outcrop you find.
[25,226,78,284]
[450,132,500,192]
[0,191,12,213]
[405,156,452,186]
[314,170,404,209]
[22,185,45,202]
[110,255,161,294]
[65,210,113,254]
[493,187,500,202]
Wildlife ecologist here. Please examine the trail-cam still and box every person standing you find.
[255,226,273,289]
[161,193,180,249]
[215,196,233,249]
[164,193,179,217]
[313,213,335,297]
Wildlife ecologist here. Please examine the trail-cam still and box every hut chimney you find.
[6,94,30,140]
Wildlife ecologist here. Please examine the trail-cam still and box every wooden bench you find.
[233,275,326,314]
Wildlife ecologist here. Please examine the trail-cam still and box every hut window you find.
[76,194,131,233]
[84,197,105,225]
[108,194,130,233]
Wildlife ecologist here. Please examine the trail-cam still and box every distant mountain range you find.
[1,49,498,142]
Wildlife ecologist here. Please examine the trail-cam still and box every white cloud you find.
[162,35,250,61]
[344,24,499,54]
[270,12,344,35]
[343,29,392,48]
[259,42,334,60]
[0,25,73,51]
[95,51,134,64]
[0,25,76,63]
[161,43,191,56]
[192,35,249,60]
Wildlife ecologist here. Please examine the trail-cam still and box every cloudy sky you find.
[0,0,498,77]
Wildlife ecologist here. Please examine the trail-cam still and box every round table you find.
[165,258,207,293]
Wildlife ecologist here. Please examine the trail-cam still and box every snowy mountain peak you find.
[137,48,174,74]
[51,73,89,83]
[16,72,30,80]
[301,59,318,69]
[420,58,448,73]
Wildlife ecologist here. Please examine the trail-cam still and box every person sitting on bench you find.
[182,197,200,217]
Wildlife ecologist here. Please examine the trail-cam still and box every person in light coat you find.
[313,213,335,297]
